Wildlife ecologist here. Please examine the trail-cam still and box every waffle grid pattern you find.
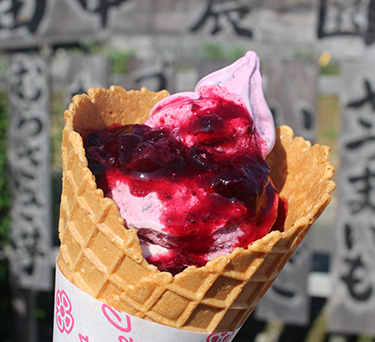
[58,87,336,333]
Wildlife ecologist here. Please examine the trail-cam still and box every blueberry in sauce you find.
[186,113,228,146]
[124,137,184,173]
[84,95,278,274]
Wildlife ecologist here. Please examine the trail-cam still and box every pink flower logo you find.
[55,289,74,334]
[206,331,235,342]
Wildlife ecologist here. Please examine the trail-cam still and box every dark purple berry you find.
[125,138,185,173]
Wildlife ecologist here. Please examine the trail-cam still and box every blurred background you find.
[0,0,375,341]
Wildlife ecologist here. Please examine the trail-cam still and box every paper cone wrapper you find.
[53,260,240,341]
[58,86,336,333]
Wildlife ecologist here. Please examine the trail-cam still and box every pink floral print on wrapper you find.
[55,289,75,334]
[206,331,235,342]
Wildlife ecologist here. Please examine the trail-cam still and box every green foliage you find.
[50,91,65,172]
[82,41,136,74]
[226,45,246,60]
[293,49,315,60]
[0,91,12,342]
[320,62,341,75]
[202,42,226,59]
[201,42,246,60]
[63,41,136,75]
[81,41,106,55]
[0,91,10,247]
[293,49,340,75]
[54,41,136,75]
[110,50,136,75]
[0,55,8,75]
[34,308,47,320]
[358,335,375,342]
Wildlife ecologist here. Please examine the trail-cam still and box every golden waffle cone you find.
[58,86,336,333]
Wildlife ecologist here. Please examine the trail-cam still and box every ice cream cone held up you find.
[58,51,335,333]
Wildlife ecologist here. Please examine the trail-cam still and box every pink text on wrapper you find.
[102,304,132,332]
[78,333,133,342]
[78,333,89,342]
[55,289,75,334]
[118,337,133,342]
[206,331,235,342]
[102,304,133,341]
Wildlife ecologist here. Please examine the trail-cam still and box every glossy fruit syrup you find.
[84,95,279,274]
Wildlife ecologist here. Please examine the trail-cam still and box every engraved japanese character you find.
[341,223,373,301]
[348,166,375,213]
[74,0,129,27]
[347,79,375,111]
[0,0,46,33]
[190,0,253,37]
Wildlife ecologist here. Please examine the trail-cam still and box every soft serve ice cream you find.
[84,51,279,274]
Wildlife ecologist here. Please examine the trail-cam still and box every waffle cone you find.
[58,86,336,333]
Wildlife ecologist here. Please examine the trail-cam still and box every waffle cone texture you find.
[58,86,336,333]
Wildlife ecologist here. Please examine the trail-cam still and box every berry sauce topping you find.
[84,94,279,275]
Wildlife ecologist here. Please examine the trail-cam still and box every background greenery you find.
[0,90,12,342]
